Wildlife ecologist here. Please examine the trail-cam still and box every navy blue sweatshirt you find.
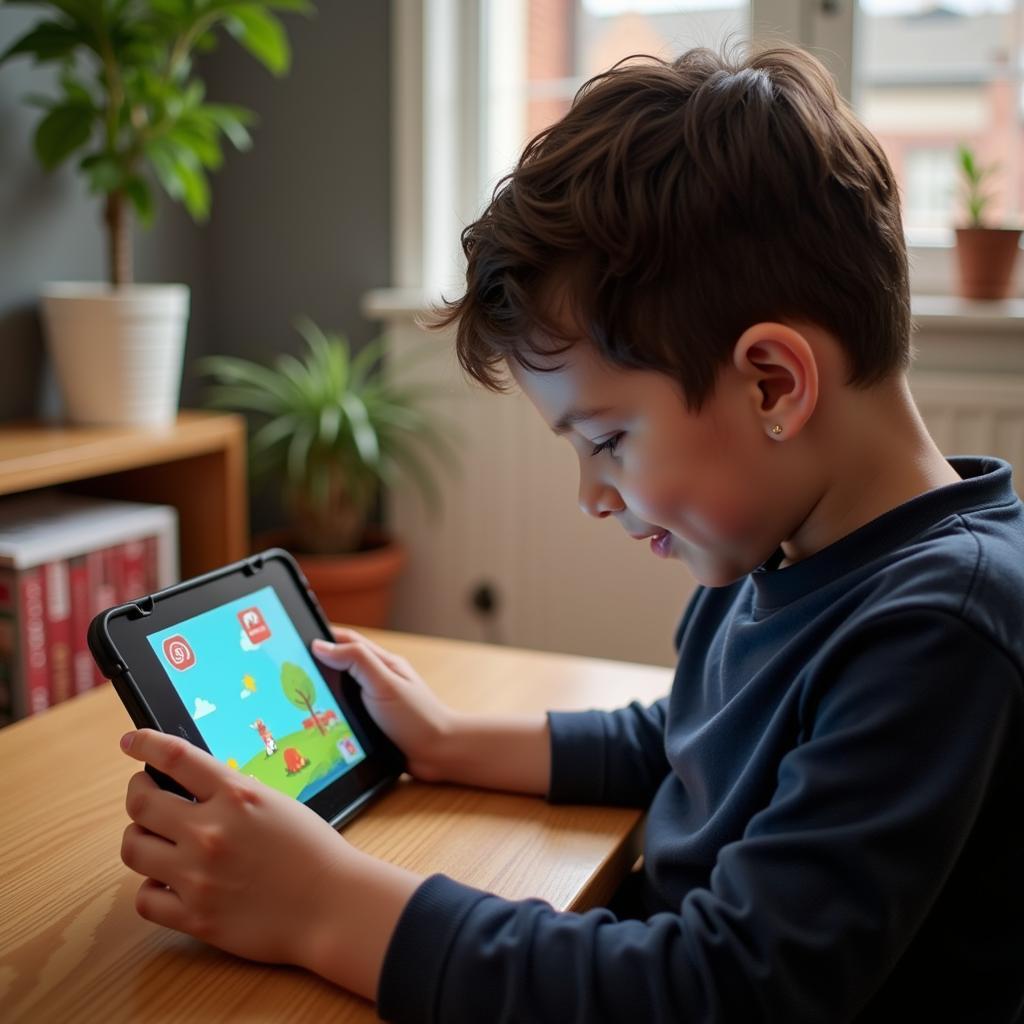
[378,457,1024,1023]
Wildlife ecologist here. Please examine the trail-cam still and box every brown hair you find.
[432,43,911,408]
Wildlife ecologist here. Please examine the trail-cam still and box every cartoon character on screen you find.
[283,747,309,775]
[250,718,277,757]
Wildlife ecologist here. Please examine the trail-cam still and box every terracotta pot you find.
[254,529,407,629]
[954,227,1022,300]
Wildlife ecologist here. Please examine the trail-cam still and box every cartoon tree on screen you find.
[281,662,326,734]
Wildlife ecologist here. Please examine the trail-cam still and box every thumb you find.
[312,638,397,699]
[312,637,339,662]
[312,637,360,670]
[120,728,220,801]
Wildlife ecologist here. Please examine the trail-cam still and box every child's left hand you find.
[119,728,359,973]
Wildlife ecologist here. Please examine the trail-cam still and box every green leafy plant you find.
[0,0,314,285]
[957,143,997,228]
[198,318,461,555]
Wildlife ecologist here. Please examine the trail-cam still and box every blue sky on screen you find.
[146,585,352,767]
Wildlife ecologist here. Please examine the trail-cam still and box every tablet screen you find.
[146,584,367,804]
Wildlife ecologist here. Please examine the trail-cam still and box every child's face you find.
[510,339,791,587]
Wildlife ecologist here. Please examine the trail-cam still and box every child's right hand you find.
[312,626,455,782]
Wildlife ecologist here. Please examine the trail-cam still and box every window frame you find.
[387,0,1022,305]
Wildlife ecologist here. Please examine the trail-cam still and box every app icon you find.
[238,606,271,646]
[163,635,196,671]
[338,736,362,764]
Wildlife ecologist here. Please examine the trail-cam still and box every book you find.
[0,569,17,725]
[0,492,179,719]
[143,536,159,593]
[86,548,110,689]
[104,545,124,606]
[122,539,147,603]
[68,555,94,697]
[93,545,125,690]
[20,566,49,717]
[43,559,72,705]
[0,493,179,579]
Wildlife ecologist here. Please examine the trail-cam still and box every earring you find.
[770,424,783,436]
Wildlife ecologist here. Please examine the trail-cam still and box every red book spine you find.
[87,549,113,688]
[43,560,72,705]
[143,536,159,592]
[104,545,126,605]
[122,539,147,602]
[0,568,16,725]
[20,567,49,715]
[69,555,94,696]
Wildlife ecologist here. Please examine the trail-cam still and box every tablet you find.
[88,548,405,828]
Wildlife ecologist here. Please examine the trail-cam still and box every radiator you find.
[380,318,1024,667]
[910,371,1024,496]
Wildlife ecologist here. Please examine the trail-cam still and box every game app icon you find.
[237,606,271,646]
[162,635,196,671]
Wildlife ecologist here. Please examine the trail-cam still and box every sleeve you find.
[377,611,1022,1024]
[546,697,670,807]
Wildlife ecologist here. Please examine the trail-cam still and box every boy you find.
[118,44,1024,1021]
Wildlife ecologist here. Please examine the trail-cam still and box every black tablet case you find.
[88,548,404,824]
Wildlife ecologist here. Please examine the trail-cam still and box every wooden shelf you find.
[0,411,249,579]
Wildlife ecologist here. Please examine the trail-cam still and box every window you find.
[391,0,1022,298]
[481,0,751,203]
[905,147,961,237]
[855,0,1024,245]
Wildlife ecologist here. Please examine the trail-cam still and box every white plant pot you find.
[40,282,190,428]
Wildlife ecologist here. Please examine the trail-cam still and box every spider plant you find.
[198,317,460,555]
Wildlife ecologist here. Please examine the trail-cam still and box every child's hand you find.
[312,627,456,782]
[119,729,358,971]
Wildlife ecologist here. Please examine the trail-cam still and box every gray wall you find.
[0,2,391,529]
[199,2,391,367]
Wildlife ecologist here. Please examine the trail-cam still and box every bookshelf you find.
[0,411,249,579]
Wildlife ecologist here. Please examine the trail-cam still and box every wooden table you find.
[0,629,671,1022]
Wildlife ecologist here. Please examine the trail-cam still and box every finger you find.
[135,877,190,934]
[311,639,399,699]
[329,625,371,644]
[121,822,180,888]
[120,730,222,803]
[125,770,191,843]
[319,628,412,677]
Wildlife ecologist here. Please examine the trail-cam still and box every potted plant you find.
[0,0,313,427]
[198,317,460,628]
[953,143,1022,300]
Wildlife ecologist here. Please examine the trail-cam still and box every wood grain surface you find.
[0,628,671,1023]
[0,412,250,578]
[0,411,245,495]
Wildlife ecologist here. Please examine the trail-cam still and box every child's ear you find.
[731,322,819,441]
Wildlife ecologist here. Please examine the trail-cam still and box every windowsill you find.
[910,294,1024,333]
[363,288,439,321]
